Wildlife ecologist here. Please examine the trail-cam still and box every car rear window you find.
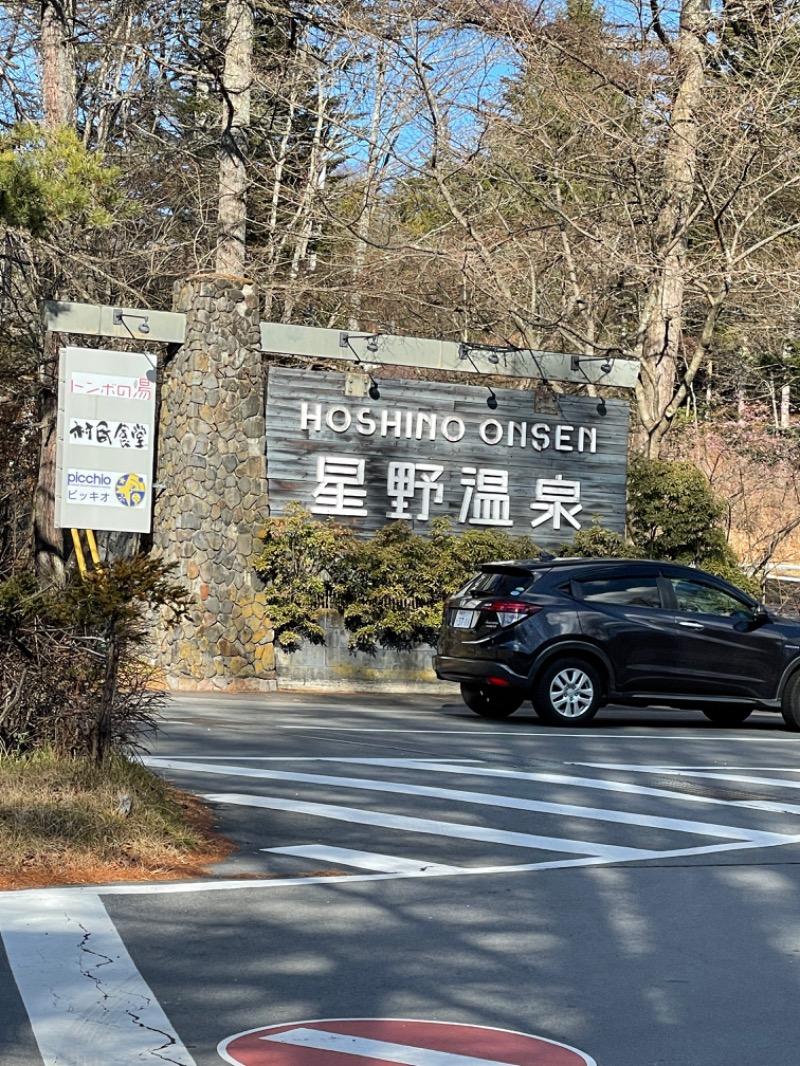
[457,570,541,598]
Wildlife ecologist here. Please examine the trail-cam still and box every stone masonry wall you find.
[151,275,276,690]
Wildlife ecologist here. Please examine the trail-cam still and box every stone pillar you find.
[152,275,276,691]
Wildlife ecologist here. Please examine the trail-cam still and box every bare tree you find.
[337,0,800,455]
[217,0,253,276]
[34,0,77,584]
[40,0,76,126]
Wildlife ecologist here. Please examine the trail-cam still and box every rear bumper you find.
[433,655,529,690]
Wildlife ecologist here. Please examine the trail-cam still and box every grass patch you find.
[0,751,231,889]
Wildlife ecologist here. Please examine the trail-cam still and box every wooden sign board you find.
[266,368,628,547]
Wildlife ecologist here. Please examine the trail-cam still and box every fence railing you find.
[761,564,800,615]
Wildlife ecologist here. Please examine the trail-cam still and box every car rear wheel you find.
[781,673,800,731]
[701,706,753,726]
[534,659,601,726]
[460,683,523,719]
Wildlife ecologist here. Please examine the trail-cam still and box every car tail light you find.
[478,600,542,628]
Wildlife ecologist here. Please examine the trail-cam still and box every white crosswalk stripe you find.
[205,792,660,861]
[0,891,195,1066]
[146,758,791,843]
[142,755,800,879]
[264,845,464,873]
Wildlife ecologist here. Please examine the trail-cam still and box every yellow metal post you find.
[71,529,101,576]
[70,529,88,575]
[85,529,102,571]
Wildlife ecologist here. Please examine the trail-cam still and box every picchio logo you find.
[115,473,147,507]
[67,471,112,487]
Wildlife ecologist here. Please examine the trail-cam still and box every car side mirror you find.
[733,605,769,631]
[751,605,770,629]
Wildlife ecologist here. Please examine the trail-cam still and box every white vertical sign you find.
[55,346,157,533]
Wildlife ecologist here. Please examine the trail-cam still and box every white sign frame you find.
[55,346,157,533]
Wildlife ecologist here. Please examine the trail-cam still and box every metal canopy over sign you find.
[266,368,629,547]
[261,321,640,388]
[219,1018,597,1065]
[43,299,186,345]
[55,346,157,534]
[41,301,640,389]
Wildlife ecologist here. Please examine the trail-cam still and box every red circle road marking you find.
[218,1018,596,1066]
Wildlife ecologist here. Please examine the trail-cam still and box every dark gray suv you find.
[434,557,800,728]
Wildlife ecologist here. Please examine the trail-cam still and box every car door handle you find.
[678,620,704,629]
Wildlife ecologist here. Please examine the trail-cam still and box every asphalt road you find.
[4,689,800,1066]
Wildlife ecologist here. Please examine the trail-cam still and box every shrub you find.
[559,523,643,559]
[254,508,543,651]
[626,454,759,596]
[253,503,356,648]
[627,454,731,564]
[0,556,187,762]
[340,519,543,650]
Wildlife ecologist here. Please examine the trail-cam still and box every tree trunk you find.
[281,68,329,323]
[634,0,708,457]
[216,0,253,277]
[34,331,66,585]
[262,82,298,320]
[35,0,76,585]
[40,0,76,127]
[94,619,120,765]
[349,45,387,331]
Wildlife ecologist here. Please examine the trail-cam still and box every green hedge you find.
[253,506,544,651]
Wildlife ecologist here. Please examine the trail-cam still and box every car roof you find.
[481,556,653,572]
[479,557,715,581]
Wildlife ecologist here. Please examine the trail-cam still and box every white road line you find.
[143,757,466,764]
[264,845,463,874]
[575,764,800,789]
[260,1027,523,1064]
[203,792,681,861]
[263,727,788,740]
[327,757,800,818]
[3,831,791,904]
[561,766,800,819]
[585,765,800,773]
[0,891,196,1066]
[194,753,796,815]
[147,758,791,845]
